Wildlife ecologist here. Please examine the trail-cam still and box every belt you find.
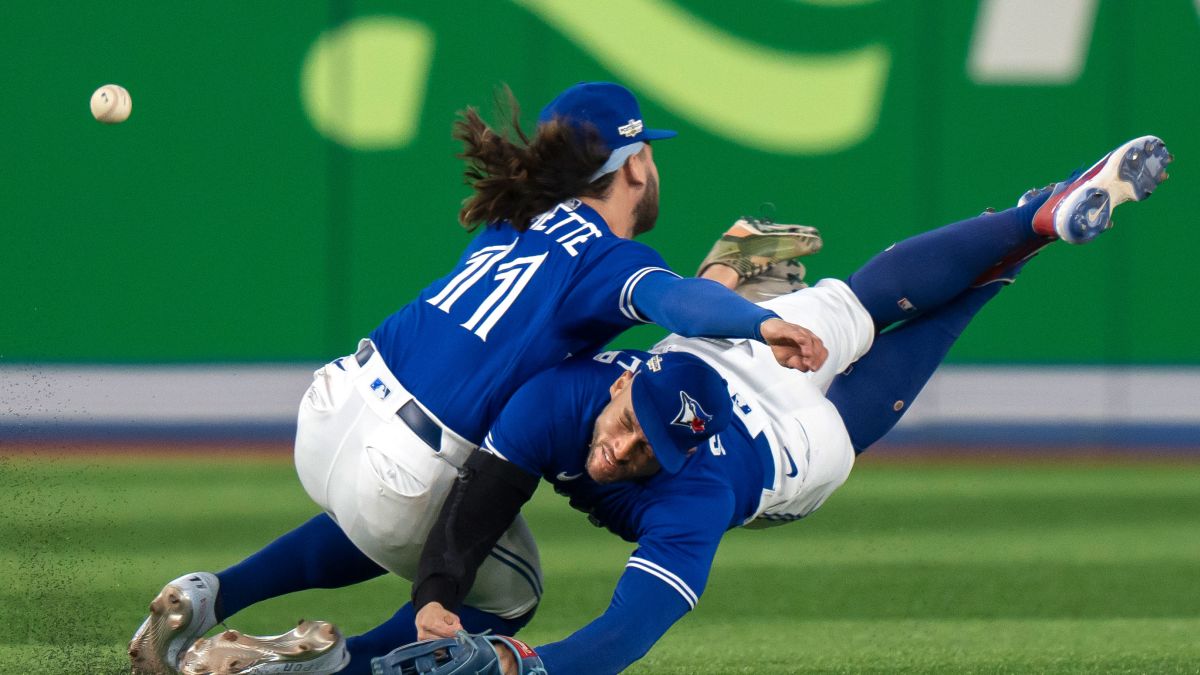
[398,400,443,453]
[354,341,444,453]
[354,341,374,367]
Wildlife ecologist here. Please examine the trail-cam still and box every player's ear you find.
[622,152,647,189]
[609,371,635,399]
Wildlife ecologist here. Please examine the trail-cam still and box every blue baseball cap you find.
[630,352,732,474]
[538,82,677,181]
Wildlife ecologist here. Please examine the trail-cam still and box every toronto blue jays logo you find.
[671,391,712,434]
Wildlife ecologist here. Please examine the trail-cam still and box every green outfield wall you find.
[3,0,1197,364]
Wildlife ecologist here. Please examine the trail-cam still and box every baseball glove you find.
[696,216,823,284]
[371,631,547,675]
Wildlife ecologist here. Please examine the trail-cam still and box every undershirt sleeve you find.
[629,272,779,341]
[412,450,539,611]
[534,490,731,673]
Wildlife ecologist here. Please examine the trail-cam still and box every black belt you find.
[354,341,443,453]
[398,400,443,453]
[354,341,374,367]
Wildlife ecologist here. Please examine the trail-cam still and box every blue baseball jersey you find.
[370,200,677,443]
[482,349,772,613]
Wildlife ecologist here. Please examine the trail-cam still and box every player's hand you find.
[759,318,828,372]
[415,602,464,640]
[494,644,519,675]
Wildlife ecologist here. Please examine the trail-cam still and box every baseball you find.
[90,84,132,124]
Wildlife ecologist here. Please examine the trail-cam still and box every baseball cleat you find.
[179,620,349,675]
[1032,135,1172,244]
[129,572,221,675]
[733,258,811,301]
[697,216,823,281]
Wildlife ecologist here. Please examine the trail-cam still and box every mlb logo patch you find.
[370,378,391,400]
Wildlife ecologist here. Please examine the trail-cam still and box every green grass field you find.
[2,451,1199,674]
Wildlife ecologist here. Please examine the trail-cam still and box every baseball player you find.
[386,136,1174,675]
[128,81,824,675]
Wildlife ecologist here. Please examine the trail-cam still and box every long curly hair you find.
[454,86,617,232]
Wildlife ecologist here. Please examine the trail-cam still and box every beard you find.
[630,172,659,237]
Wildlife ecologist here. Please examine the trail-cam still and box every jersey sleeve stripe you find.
[619,267,679,323]
[626,556,698,609]
[492,544,544,596]
[481,433,507,460]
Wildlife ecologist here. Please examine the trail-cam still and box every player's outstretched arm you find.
[631,273,827,371]
[631,273,778,339]
[534,564,693,673]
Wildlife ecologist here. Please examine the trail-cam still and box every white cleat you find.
[179,620,349,675]
[129,572,220,675]
[1032,135,1172,244]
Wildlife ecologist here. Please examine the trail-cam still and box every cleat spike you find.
[1031,135,1172,244]
[697,216,822,302]
[128,573,220,675]
[179,620,348,674]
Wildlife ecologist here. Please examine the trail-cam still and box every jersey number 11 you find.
[427,243,548,341]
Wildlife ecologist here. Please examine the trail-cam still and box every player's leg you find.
[196,495,542,674]
[827,282,1001,453]
[845,193,1050,331]
[216,513,388,620]
[849,135,1171,331]
[130,343,447,674]
[128,519,388,673]
[153,517,535,675]
[829,135,1173,452]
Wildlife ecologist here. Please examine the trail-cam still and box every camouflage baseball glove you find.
[697,216,824,302]
[372,631,546,675]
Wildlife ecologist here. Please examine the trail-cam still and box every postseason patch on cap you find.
[618,119,644,138]
[671,391,712,434]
